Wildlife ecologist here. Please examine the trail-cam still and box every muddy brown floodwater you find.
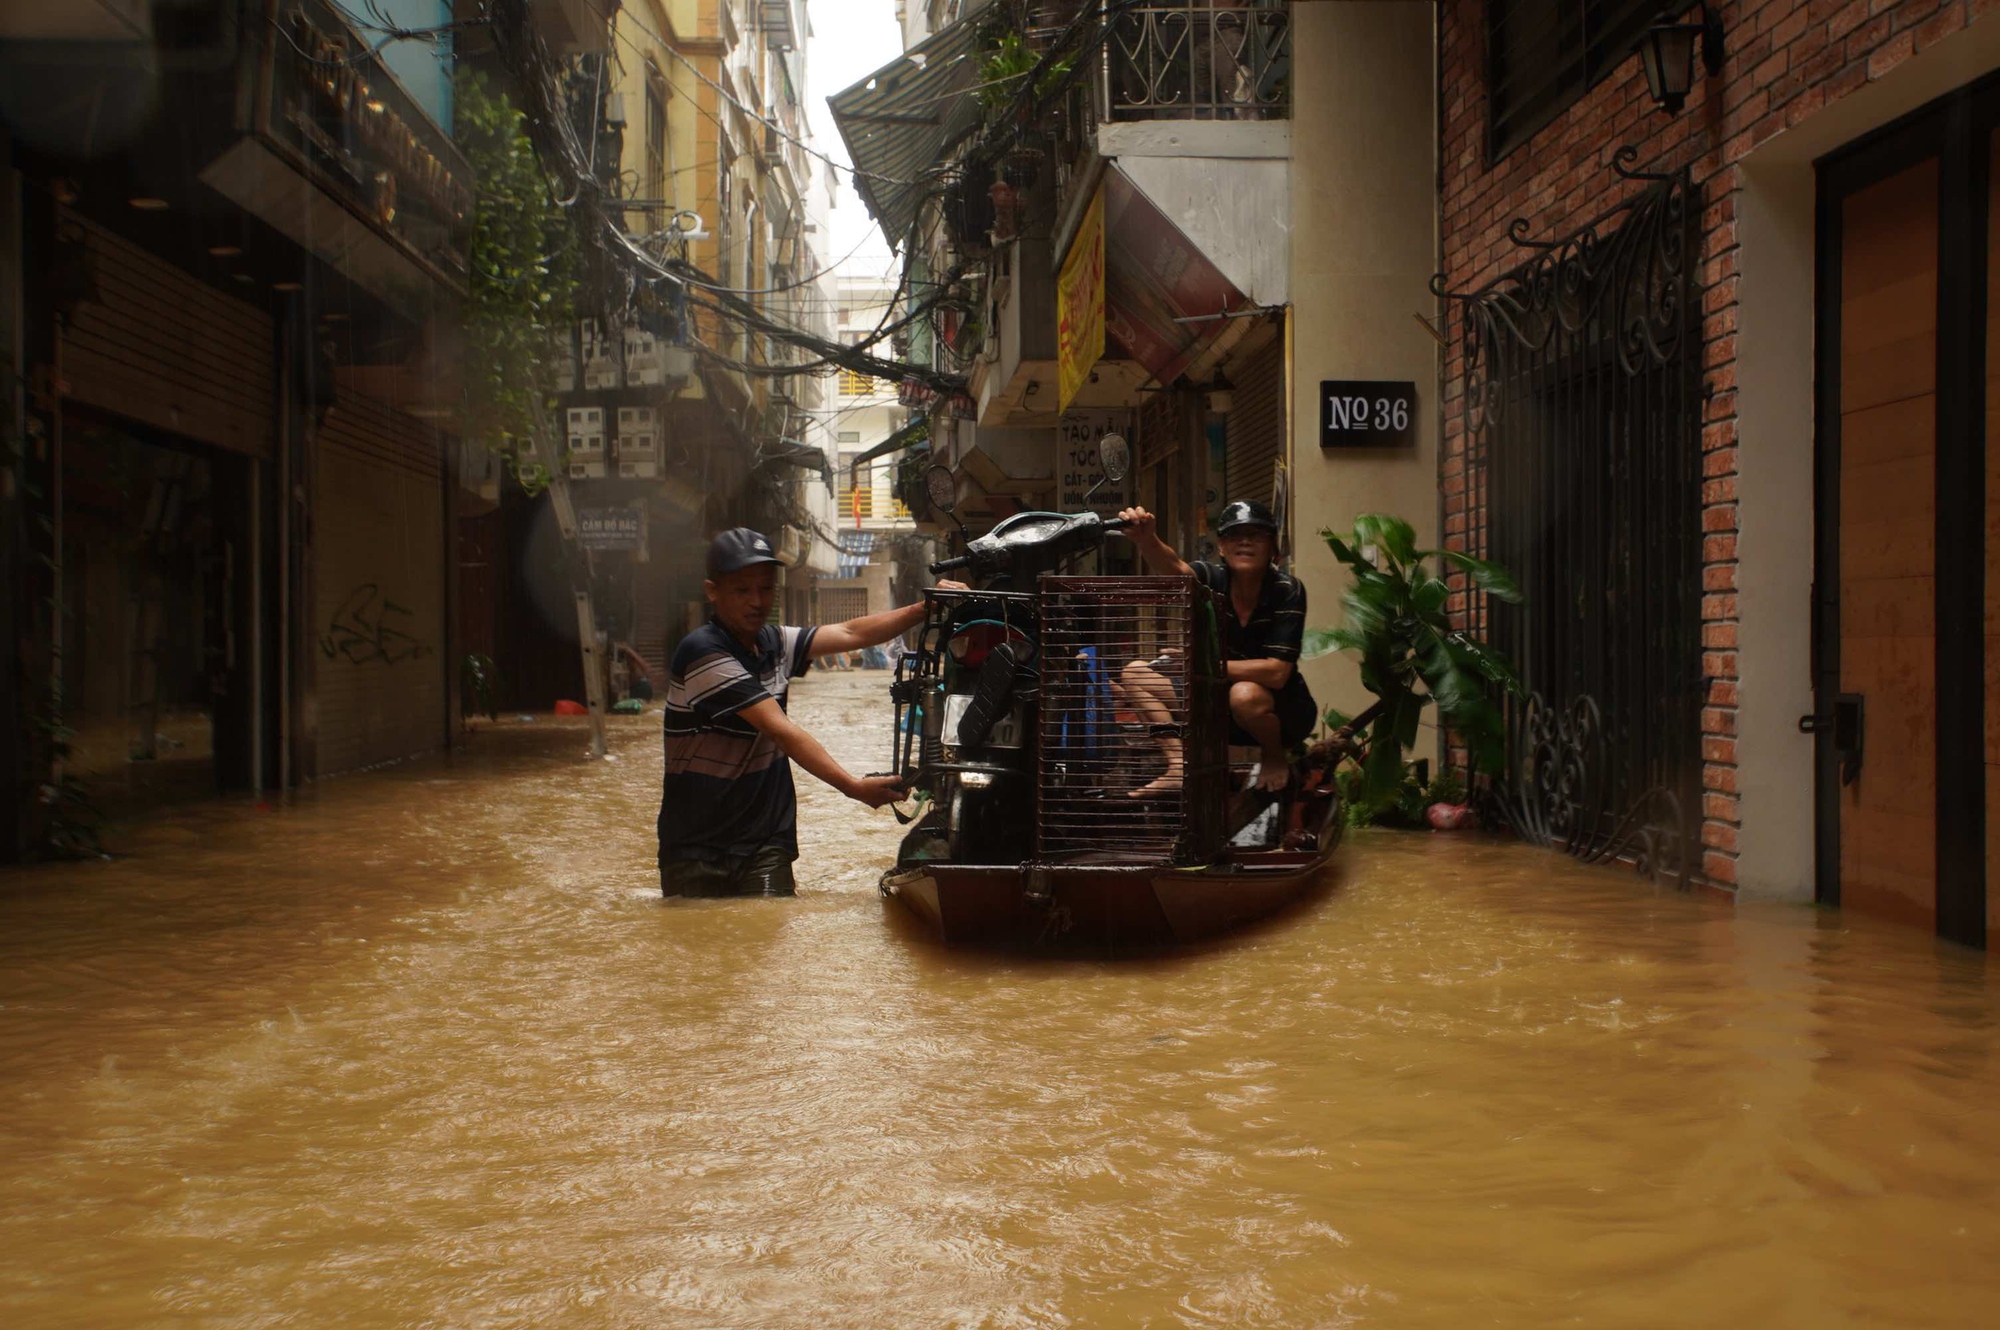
[2,671,1998,1328]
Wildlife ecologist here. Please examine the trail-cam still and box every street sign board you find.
[1320,380,1418,448]
[1056,184,1106,413]
[578,507,643,551]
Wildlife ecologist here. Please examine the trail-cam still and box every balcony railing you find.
[1103,2,1291,121]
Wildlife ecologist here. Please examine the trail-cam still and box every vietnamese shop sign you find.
[1320,380,1418,448]
[1059,410,1131,515]
[579,508,643,551]
[1056,184,1106,414]
[257,0,474,292]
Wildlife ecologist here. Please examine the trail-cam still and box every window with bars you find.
[835,462,913,521]
[839,368,875,396]
[1487,0,1678,161]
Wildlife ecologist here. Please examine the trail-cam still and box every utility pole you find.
[534,430,609,760]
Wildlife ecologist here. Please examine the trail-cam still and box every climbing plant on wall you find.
[456,70,580,494]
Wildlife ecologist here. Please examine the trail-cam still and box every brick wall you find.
[1437,0,1994,888]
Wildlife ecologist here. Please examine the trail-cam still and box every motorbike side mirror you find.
[1098,433,1130,483]
[925,463,958,517]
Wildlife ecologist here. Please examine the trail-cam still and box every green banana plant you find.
[1302,515,1525,802]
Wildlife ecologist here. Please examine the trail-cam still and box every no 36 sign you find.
[1320,380,1417,448]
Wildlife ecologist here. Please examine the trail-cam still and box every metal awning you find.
[837,530,880,577]
[847,418,930,475]
[827,0,993,247]
[755,439,832,482]
[1100,165,1253,387]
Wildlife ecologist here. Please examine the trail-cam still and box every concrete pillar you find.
[1287,2,1441,726]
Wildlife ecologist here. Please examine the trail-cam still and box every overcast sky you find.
[805,0,904,281]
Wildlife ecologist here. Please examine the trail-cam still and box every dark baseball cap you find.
[705,527,783,578]
[1217,500,1279,535]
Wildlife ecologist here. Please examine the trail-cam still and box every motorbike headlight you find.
[958,771,994,789]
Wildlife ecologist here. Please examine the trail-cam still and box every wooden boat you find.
[883,738,1350,950]
[883,820,1342,949]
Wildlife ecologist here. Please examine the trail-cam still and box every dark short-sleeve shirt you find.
[1192,560,1307,664]
[1192,560,1315,711]
[658,619,818,864]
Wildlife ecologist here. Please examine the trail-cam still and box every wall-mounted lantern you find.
[1638,3,1724,116]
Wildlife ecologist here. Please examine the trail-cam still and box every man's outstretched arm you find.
[810,580,968,655]
[737,697,904,807]
[1115,507,1194,578]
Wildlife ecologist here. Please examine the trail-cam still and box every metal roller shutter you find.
[61,214,274,458]
[1224,335,1285,512]
[817,585,868,624]
[314,390,447,775]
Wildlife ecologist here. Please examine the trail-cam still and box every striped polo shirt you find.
[657,619,818,864]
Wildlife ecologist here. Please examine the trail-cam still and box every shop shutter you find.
[1225,335,1285,512]
[1138,388,1182,472]
[314,389,447,776]
[61,214,274,457]
[818,585,868,624]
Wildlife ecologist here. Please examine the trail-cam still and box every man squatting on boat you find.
[1113,500,1317,795]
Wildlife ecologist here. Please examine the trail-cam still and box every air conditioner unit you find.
[776,524,808,565]
[615,406,658,461]
[570,459,607,480]
[566,406,605,459]
[618,459,659,479]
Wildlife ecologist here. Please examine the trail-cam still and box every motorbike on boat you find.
[878,435,1351,948]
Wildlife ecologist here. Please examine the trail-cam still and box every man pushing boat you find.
[657,527,967,898]
[1113,500,1317,794]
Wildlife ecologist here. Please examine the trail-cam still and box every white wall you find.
[1286,1,1439,724]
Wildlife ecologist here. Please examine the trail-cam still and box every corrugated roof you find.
[827,1,994,247]
[838,530,881,577]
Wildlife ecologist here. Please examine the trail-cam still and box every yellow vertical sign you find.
[1056,186,1106,414]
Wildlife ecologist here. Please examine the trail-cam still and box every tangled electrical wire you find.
[475,0,1135,399]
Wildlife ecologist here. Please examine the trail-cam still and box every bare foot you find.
[1252,756,1291,794]
[1129,730,1183,799]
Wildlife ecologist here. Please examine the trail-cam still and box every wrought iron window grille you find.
[1103,2,1292,122]
[1430,147,1704,889]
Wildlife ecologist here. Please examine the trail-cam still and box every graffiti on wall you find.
[320,583,433,666]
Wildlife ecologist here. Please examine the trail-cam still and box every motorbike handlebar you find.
[929,512,1127,577]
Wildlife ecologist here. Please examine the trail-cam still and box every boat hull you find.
[883,840,1342,949]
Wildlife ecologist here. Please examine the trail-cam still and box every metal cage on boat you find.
[1034,576,1229,865]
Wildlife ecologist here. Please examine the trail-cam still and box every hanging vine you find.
[455,69,580,494]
